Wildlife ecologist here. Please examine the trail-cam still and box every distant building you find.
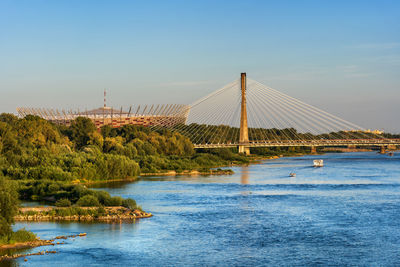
[365,129,384,135]
[16,104,190,129]
[345,129,384,135]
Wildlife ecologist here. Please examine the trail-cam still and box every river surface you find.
[6,152,400,266]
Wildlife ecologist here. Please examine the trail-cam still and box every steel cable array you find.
[151,77,387,145]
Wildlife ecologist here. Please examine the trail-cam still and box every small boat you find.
[289,172,296,177]
[313,159,324,167]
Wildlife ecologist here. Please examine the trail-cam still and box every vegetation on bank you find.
[0,228,36,245]
[18,180,140,209]
[16,206,151,222]
[0,113,341,184]
[0,176,37,245]
[0,114,250,182]
[0,177,20,244]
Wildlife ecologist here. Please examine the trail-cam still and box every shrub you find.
[76,195,100,207]
[48,183,60,193]
[55,207,73,217]
[74,207,89,216]
[97,206,106,216]
[24,210,39,216]
[122,198,137,210]
[95,190,112,206]
[108,196,123,206]
[0,217,11,241]
[55,198,71,207]
[0,178,19,237]
[11,228,37,243]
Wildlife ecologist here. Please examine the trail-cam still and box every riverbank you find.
[140,169,234,177]
[322,147,373,152]
[15,206,152,222]
[0,233,87,261]
[79,169,234,185]
[0,239,53,250]
[85,154,300,186]
[65,152,316,188]
[107,155,286,179]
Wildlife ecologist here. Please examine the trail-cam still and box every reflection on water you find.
[241,166,249,185]
[10,152,400,266]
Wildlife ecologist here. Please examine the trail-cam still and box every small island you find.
[16,206,152,222]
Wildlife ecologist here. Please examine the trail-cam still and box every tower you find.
[239,73,250,155]
[104,89,107,108]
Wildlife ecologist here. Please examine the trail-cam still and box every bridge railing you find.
[193,139,400,148]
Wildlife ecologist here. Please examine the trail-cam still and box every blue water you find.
[8,152,400,266]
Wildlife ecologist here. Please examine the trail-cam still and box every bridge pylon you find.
[311,146,317,154]
[239,73,250,155]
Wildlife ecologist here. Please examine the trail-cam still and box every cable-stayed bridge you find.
[153,73,400,154]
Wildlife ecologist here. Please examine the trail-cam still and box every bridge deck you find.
[193,139,400,149]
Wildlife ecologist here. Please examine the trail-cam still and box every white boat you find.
[313,159,324,167]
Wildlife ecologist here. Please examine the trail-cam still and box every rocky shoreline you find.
[15,206,152,222]
[0,239,54,250]
[0,233,87,261]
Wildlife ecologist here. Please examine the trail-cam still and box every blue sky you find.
[1,0,399,132]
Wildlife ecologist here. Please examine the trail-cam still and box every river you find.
[6,152,400,266]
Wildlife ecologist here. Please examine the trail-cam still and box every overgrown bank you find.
[16,206,152,222]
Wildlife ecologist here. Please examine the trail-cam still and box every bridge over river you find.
[153,73,400,154]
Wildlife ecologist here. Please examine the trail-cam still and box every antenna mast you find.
[104,89,107,108]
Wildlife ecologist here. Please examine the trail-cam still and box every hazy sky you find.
[1,0,399,132]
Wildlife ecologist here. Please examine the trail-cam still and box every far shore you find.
[140,169,234,177]
[81,169,235,185]
[84,155,286,185]
[70,149,396,187]
[81,154,317,186]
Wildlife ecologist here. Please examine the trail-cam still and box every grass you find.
[0,228,37,245]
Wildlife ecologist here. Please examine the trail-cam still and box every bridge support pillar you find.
[239,145,250,155]
[239,72,250,156]
[379,146,386,154]
[311,146,317,154]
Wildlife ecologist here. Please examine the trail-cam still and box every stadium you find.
[16,103,190,129]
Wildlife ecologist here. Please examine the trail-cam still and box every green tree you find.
[69,117,97,149]
[0,176,19,238]
[109,196,123,206]
[122,198,137,210]
[0,113,18,125]
[55,198,72,207]
[76,195,101,207]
